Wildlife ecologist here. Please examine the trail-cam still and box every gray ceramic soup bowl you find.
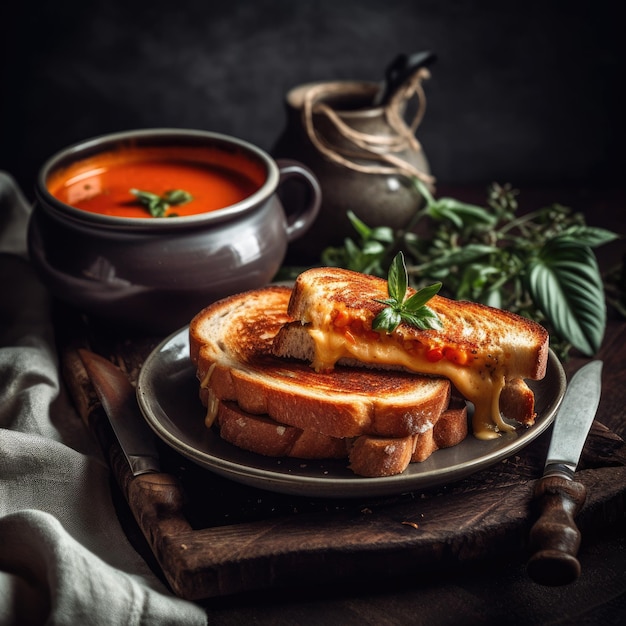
[28,128,321,334]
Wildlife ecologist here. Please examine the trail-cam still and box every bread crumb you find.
[401,521,419,530]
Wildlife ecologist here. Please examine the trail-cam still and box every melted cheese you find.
[200,363,219,428]
[308,323,513,441]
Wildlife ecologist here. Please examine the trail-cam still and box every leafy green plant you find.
[322,180,620,358]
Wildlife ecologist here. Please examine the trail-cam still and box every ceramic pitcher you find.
[273,66,434,263]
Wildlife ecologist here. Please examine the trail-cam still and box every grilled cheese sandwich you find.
[274,267,549,440]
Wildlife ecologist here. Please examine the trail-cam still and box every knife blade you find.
[527,360,603,586]
[78,348,161,476]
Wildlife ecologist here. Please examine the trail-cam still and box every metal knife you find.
[527,360,603,586]
[78,348,161,476]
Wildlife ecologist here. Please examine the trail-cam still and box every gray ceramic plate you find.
[136,326,566,499]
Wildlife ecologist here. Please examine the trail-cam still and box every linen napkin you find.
[0,172,207,626]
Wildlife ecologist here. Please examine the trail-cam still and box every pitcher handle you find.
[276,159,322,243]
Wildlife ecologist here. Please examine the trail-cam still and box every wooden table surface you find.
[62,186,626,625]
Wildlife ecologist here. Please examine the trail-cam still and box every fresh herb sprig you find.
[372,252,443,333]
[322,181,621,359]
[130,188,193,217]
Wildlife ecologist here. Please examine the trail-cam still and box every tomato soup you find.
[47,145,266,218]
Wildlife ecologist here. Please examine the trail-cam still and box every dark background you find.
[1,0,624,198]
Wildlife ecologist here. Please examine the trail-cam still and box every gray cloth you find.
[0,172,207,626]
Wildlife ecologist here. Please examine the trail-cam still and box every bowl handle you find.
[275,159,322,242]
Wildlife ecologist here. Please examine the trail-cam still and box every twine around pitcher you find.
[301,68,435,185]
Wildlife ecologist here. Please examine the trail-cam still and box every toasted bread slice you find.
[348,402,468,477]
[216,400,348,459]
[415,399,468,461]
[189,286,451,439]
[215,399,468,477]
[275,267,549,440]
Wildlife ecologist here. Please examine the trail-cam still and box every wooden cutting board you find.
[55,307,626,601]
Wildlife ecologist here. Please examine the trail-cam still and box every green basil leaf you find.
[344,238,360,258]
[427,203,463,229]
[412,178,435,205]
[163,189,193,206]
[369,226,395,243]
[130,188,159,202]
[528,240,606,355]
[372,307,402,333]
[347,211,373,240]
[362,240,387,256]
[401,305,443,330]
[387,252,408,302]
[129,187,192,217]
[338,236,387,274]
[403,282,442,311]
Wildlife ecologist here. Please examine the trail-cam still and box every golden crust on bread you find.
[348,436,414,477]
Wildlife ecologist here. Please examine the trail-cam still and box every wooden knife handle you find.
[108,443,191,534]
[527,474,587,586]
